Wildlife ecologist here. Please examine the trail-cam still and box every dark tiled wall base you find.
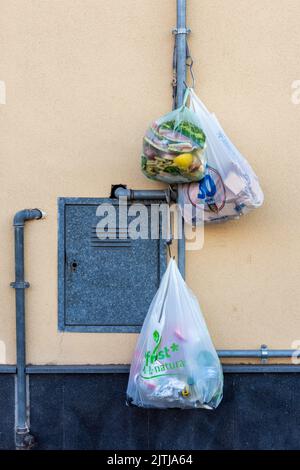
[28,373,300,450]
[0,373,298,450]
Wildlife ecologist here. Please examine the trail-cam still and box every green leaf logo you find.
[153,330,160,344]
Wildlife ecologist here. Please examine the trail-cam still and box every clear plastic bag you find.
[182,88,264,224]
[126,259,223,409]
[141,89,207,184]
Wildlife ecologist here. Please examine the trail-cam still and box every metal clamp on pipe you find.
[10,281,30,289]
[261,344,269,364]
[172,27,191,35]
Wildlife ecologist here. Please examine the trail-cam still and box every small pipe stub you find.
[38,210,47,220]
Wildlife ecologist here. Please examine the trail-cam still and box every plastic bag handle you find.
[189,88,210,115]
[182,86,191,107]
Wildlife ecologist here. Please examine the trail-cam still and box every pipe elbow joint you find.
[13,209,45,227]
[114,187,131,199]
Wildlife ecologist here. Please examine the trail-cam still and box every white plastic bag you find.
[126,259,223,409]
[182,88,264,224]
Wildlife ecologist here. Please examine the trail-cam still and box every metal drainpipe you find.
[11,209,45,450]
[175,0,188,278]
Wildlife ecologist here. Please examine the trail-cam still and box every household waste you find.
[141,89,207,184]
[181,88,264,224]
[126,259,223,409]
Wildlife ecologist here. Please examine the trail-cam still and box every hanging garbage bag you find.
[141,89,207,184]
[126,259,223,409]
[181,88,264,224]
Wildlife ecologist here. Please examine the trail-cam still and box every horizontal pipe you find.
[24,363,300,375]
[114,187,171,201]
[217,349,296,358]
[23,350,299,375]
[0,364,298,375]
[26,365,130,374]
[0,351,295,376]
[131,190,169,201]
[0,365,17,374]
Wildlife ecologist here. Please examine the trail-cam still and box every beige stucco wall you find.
[0,0,300,365]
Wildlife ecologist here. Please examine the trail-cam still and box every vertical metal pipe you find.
[176,0,187,278]
[176,0,187,108]
[11,208,45,449]
[15,227,27,433]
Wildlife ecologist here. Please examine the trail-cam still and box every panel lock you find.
[70,260,78,272]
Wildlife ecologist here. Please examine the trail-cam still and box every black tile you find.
[234,374,297,450]
[288,374,300,449]
[30,375,64,450]
[148,375,235,450]
[0,375,15,449]
[62,374,149,450]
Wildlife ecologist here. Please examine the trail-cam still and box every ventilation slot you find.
[90,226,131,248]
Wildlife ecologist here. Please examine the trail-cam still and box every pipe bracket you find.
[261,344,269,364]
[10,281,30,289]
[172,27,191,35]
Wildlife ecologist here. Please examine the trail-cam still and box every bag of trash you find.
[126,259,223,409]
[181,88,264,224]
[141,89,207,184]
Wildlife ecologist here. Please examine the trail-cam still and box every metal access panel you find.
[58,197,167,332]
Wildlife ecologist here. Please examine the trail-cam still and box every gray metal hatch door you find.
[58,198,167,332]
